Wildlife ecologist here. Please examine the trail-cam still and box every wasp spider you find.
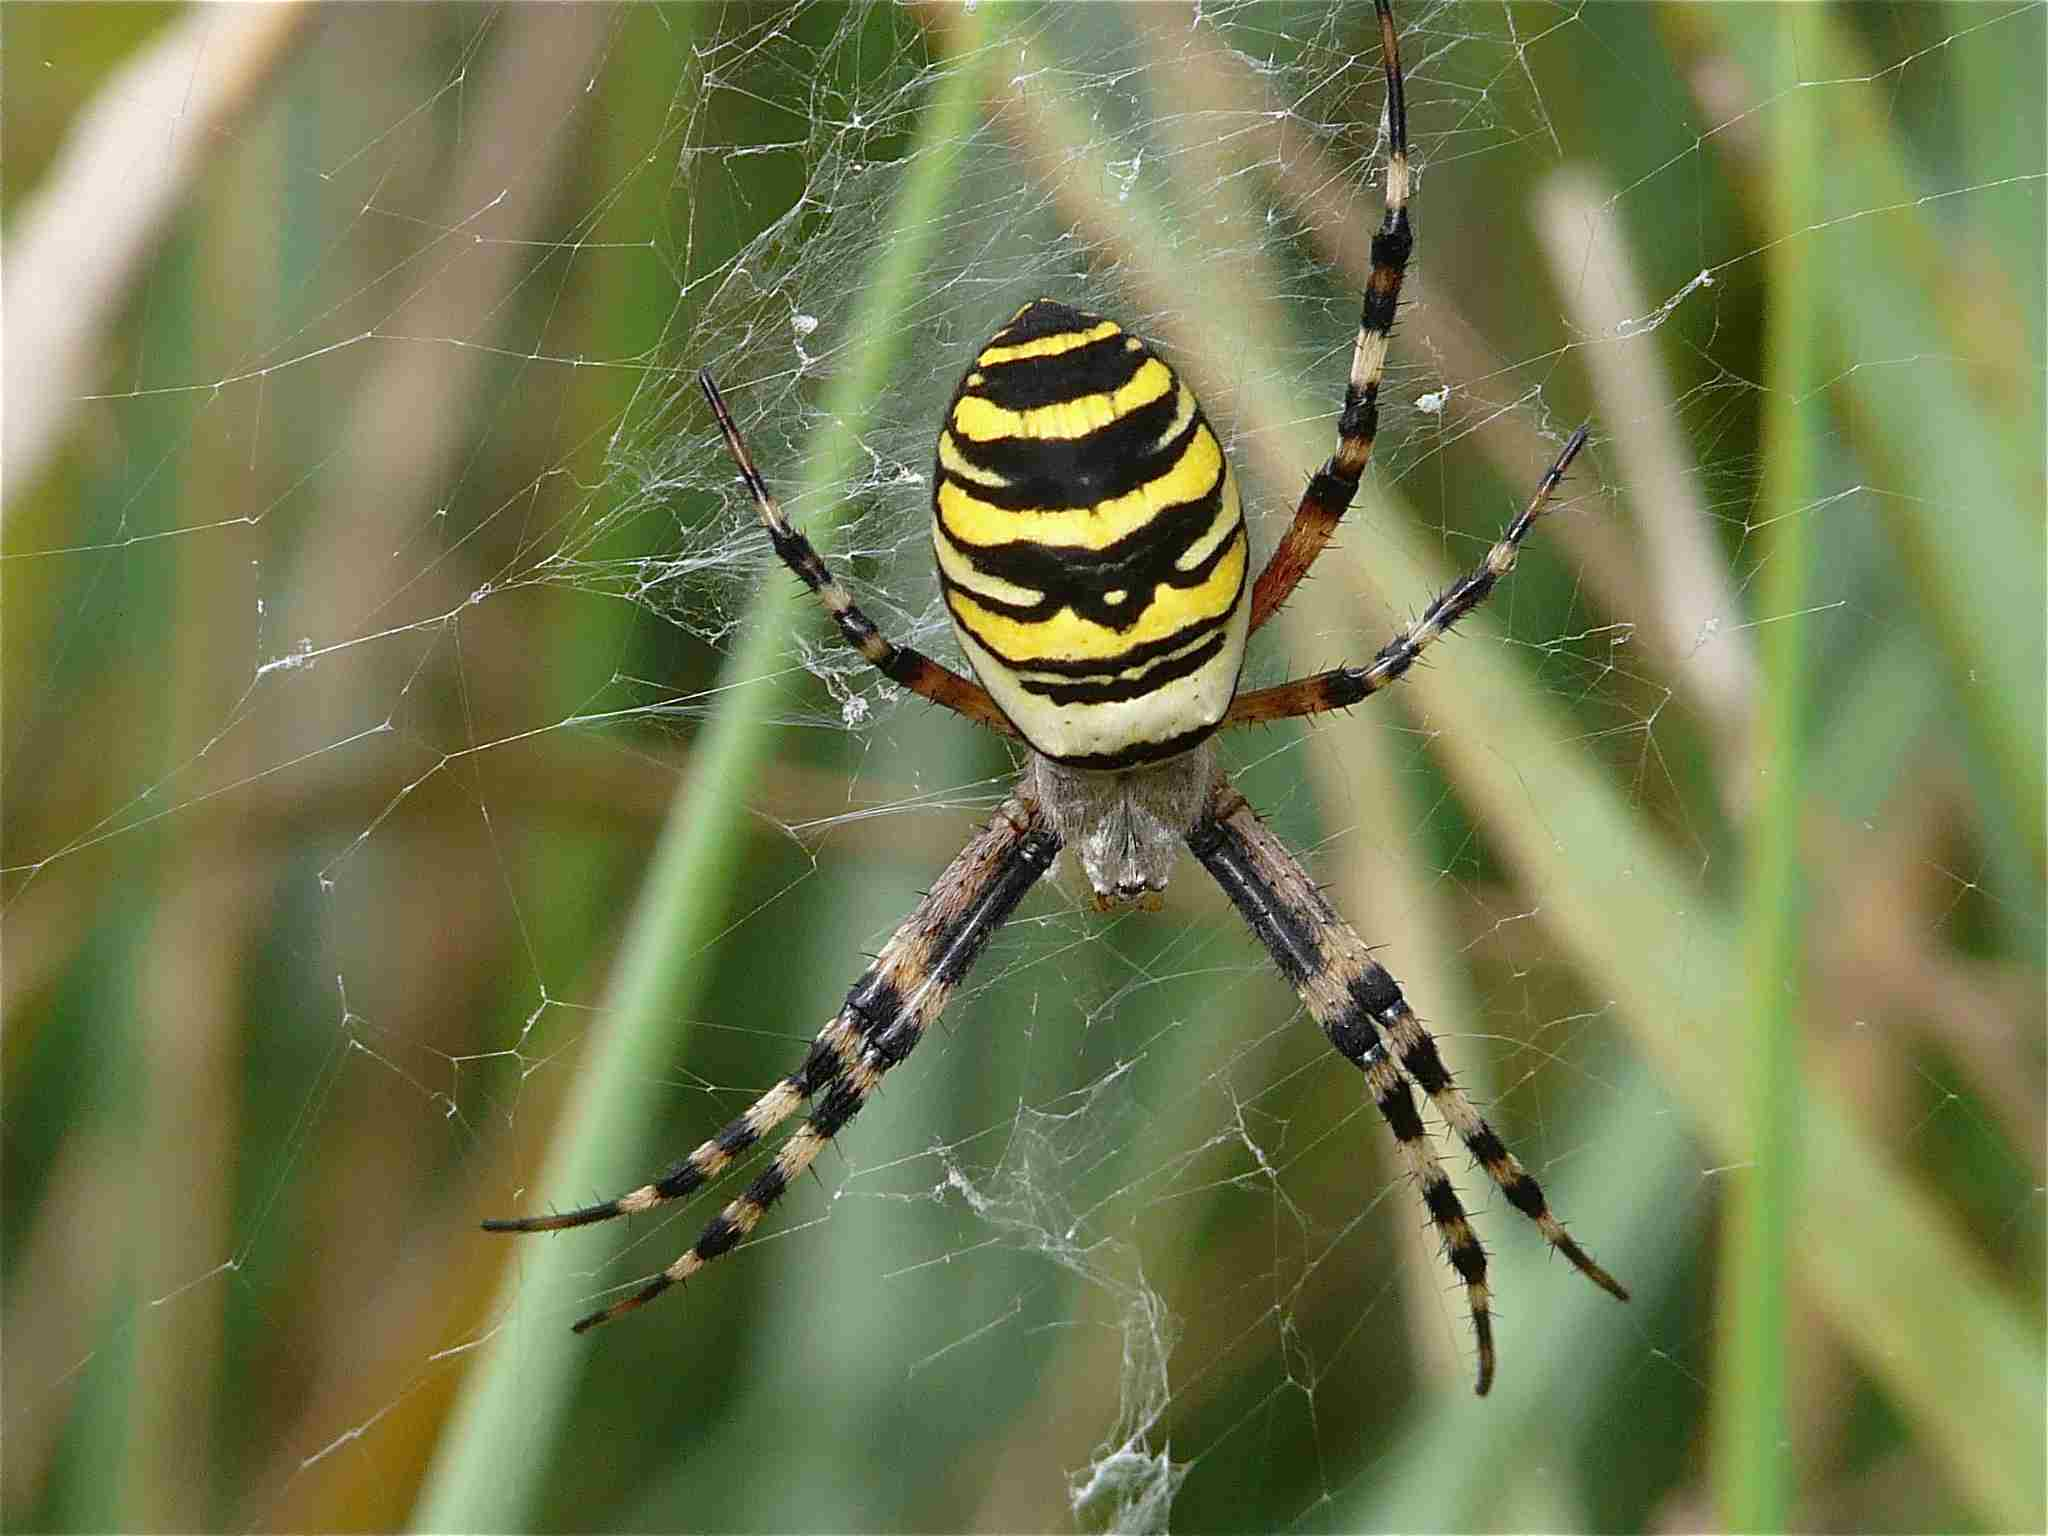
[487,0,1626,1395]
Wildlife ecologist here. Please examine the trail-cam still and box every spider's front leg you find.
[1243,0,1411,634]
[486,792,1060,1333]
[700,371,1017,737]
[1185,776,1625,1395]
[1228,426,1589,727]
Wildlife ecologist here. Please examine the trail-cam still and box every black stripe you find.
[1376,1078,1428,1142]
[1501,1170,1548,1220]
[988,298,1101,346]
[572,1274,670,1331]
[1323,1002,1379,1066]
[937,495,1238,633]
[1467,1125,1508,1171]
[935,483,1226,597]
[743,1159,788,1211]
[1187,810,1326,987]
[714,1117,763,1157]
[1396,1036,1452,1098]
[1055,720,1222,770]
[844,972,907,1038]
[1361,219,1413,334]
[1448,1233,1488,1283]
[652,1160,706,1199]
[1422,1178,1464,1224]
[939,388,1191,511]
[927,827,1061,988]
[693,1212,742,1262]
[812,1079,866,1140]
[1432,568,1497,628]
[1346,967,1405,1024]
[935,441,1218,569]
[1019,629,1232,708]
[967,330,1150,413]
[1338,382,1379,448]
[798,1034,848,1093]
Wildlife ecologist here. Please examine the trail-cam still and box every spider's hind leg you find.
[1186,777,1625,1394]
[480,1016,864,1234]
[489,791,1062,1334]
[1367,993,1628,1300]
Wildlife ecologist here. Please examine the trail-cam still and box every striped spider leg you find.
[1227,426,1590,726]
[1231,0,1590,729]
[484,792,1060,1331]
[1186,777,1627,1395]
[699,370,1019,738]
[1242,0,1411,636]
[1199,2,1618,1389]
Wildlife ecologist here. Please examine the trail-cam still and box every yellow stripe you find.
[1175,474,1243,570]
[950,356,1173,444]
[975,319,1121,366]
[1150,383,1197,455]
[948,531,1245,664]
[936,430,1011,488]
[938,426,1224,551]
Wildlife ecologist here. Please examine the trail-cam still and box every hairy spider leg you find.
[699,370,1018,737]
[487,795,1061,1333]
[482,1019,866,1235]
[1186,779,1626,1395]
[1226,426,1589,726]
[1244,0,1411,634]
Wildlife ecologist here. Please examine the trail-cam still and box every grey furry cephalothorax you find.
[1027,743,1215,909]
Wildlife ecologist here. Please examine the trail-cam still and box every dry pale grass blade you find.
[1533,168,1757,762]
[2,5,314,505]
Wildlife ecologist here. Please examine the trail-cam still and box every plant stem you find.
[1716,11,1815,1531]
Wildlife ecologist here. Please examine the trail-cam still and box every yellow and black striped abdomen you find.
[933,300,1248,769]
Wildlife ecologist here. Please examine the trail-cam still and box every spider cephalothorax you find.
[1027,744,1215,911]
[487,0,1624,1396]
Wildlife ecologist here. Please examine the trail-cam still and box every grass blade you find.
[410,12,990,1526]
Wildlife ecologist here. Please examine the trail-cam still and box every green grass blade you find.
[409,13,990,1527]
[1716,13,1817,1527]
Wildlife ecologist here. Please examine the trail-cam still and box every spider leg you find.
[1185,777,1625,1396]
[1226,426,1589,727]
[481,1021,861,1234]
[1245,0,1409,634]
[489,792,1061,1334]
[700,370,1018,737]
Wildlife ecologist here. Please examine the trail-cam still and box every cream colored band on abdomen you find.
[952,593,1250,762]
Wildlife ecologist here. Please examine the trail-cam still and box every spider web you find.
[4,3,2042,1532]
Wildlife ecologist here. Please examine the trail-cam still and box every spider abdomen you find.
[933,299,1249,769]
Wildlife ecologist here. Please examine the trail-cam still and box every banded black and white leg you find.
[1244,0,1411,633]
[1185,778,1627,1395]
[486,793,1061,1332]
[699,370,1019,737]
[1228,425,1590,726]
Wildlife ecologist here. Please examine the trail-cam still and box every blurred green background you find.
[3,3,2041,1532]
